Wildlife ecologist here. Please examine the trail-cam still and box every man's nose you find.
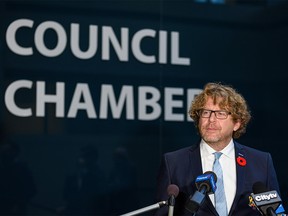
[208,112,217,121]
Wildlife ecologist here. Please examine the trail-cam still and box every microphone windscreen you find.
[167,184,179,197]
[203,171,217,183]
[251,181,282,214]
[252,182,267,194]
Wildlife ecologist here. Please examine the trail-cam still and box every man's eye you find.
[217,112,226,116]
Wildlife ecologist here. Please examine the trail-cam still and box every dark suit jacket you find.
[154,141,280,216]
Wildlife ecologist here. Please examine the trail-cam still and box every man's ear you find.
[233,121,241,131]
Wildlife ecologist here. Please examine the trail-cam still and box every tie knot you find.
[214,152,223,160]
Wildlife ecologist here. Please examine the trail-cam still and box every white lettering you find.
[187,89,202,121]
[35,21,67,57]
[102,26,129,61]
[132,29,156,64]
[159,31,168,64]
[171,31,190,65]
[67,83,97,118]
[6,19,191,65]
[4,80,33,117]
[36,81,65,117]
[138,86,161,120]
[6,19,33,55]
[165,88,184,121]
[4,80,200,121]
[70,23,98,59]
[99,85,134,119]
[255,193,278,202]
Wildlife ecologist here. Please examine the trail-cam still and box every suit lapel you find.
[189,144,203,179]
[229,141,246,215]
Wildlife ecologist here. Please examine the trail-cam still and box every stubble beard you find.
[202,133,221,145]
[201,130,232,150]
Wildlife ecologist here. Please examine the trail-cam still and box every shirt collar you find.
[200,139,235,159]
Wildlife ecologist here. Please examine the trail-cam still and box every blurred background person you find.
[0,132,36,215]
[60,145,108,215]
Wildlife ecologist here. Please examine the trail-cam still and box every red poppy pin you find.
[237,156,246,166]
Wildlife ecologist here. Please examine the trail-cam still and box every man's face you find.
[198,97,240,148]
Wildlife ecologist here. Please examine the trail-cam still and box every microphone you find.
[250,181,282,216]
[167,184,179,216]
[119,201,167,216]
[185,171,217,214]
[120,184,178,216]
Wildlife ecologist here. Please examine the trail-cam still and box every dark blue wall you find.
[1,1,288,215]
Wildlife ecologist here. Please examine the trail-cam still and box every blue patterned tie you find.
[213,152,228,216]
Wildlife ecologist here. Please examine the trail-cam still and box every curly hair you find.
[188,82,251,139]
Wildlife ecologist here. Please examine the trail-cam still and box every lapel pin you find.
[237,155,246,166]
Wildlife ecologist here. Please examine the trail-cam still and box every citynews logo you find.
[254,193,278,202]
[195,173,217,193]
[196,175,210,182]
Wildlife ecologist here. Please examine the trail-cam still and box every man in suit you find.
[155,82,280,216]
